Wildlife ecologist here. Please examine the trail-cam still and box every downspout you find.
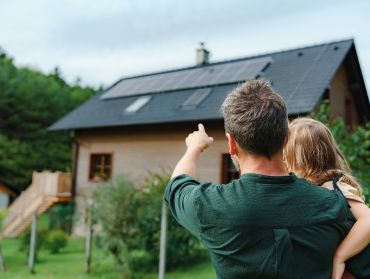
[71,134,80,197]
[68,132,80,234]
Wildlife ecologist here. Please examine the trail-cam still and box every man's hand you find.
[171,124,213,178]
[185,124,214,154]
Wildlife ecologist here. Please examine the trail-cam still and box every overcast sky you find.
[1,0,369,95]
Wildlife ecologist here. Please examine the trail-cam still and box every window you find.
[124,96,151,114]
[89,153,113,181]
[345,97,353,128]
[181,88,212,110]
[221,154,240,183]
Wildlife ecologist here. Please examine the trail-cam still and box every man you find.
[164,80,353,279]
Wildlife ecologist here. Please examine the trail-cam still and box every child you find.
[283,117,370,279]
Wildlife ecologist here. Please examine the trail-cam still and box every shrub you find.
[47,229,68,254]
[129,249,153,272]
[93,173,207,275]
[19,216,48,255]
[139,173,207,269]
[93,176,136,268]
[19,217,48,260]
[47,202,75,234]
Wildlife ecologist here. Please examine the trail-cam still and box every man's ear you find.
[226,133,237,155]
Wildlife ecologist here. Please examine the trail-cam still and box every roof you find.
[50,39,367,131]
[0,181,19,196]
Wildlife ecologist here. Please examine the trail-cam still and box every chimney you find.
[196,42,210,65]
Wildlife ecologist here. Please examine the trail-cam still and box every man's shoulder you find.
[164,174,216,202]
[165,173,345,210]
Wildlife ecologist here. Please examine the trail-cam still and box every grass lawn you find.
[0,237,215,279]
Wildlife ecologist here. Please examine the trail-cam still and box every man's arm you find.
[171,123,214,179]
[164,124,214,237]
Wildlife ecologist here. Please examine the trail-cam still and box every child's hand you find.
[332,256,345,279]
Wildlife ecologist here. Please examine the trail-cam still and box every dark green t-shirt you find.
[164,173,353,279]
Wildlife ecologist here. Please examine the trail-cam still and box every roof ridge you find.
[113,38,354,83]
[217,38,354,65]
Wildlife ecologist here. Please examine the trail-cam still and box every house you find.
[50,39,370,235]
[0,181,18,209]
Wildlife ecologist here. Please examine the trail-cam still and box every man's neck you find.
[238,153,289,177]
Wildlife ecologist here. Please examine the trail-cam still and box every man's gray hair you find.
[221,79,288,159]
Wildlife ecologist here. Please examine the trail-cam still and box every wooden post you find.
[85,203,93,273]
[158,201,168,279]
[28,211,37,273]
[0,243,6,272]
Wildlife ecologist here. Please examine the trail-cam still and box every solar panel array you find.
[101,56,272,100]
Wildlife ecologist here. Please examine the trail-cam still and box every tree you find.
[0,51,96,190]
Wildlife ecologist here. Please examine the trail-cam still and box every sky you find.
[0,0,370,95]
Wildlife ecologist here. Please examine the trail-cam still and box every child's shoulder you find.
[322,179,365,204]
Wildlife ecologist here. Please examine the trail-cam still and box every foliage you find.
[93,173,208,276]
[19,216,48,260]
[93,176,135,269]
[0,135,29,187]
[310,101,370,201]
[19,215,69,257]
[46,230,68,254]
[0,209,6,232]
[0,51,96,191]
[47,202,75,234]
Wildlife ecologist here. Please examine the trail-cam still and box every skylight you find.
[124,96,151,114]
[181,88,212,110]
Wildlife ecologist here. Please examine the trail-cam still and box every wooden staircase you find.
[2,171,72,237]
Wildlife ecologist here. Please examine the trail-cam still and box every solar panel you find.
[124,96,152,114]
[101,56,272,100]
[181,88,212,110]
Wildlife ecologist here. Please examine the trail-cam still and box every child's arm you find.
[332,200,370,279]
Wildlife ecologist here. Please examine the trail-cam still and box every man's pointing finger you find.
[198,123,205,132]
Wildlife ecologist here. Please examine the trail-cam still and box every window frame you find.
[220,153,240,184]
[88,152,114,181]
[345,97,353,128]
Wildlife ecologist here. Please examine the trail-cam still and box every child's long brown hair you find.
[283,117,362,192]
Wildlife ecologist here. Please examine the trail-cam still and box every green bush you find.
[93,173,207,275]
[46,229,68,254]
[47,202,75,234]
[129,249,153,272]
[19,219,48,261]
[19,216,69,256]
[93,176,135,270]
[19,219,48,253]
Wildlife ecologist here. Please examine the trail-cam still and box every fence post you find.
[85,202,93,273]
[158,201,168,279]
[28,211,37,273]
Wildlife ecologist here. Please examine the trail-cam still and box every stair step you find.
[2,171,72,238]
[3,196,69,237]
